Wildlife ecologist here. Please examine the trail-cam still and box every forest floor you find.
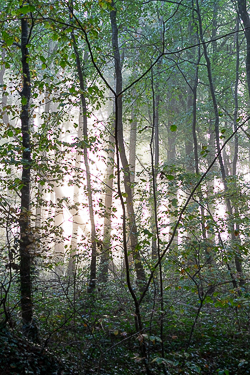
[0,327,69,375]
[1,323,250,375]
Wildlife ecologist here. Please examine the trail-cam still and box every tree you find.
[110,2,146,288]
[238,0,250,98]
[19,4,38,340]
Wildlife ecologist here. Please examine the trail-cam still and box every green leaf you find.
[52,34,59,41]
[21,96,27,105]
[149,335,162,342]
[152,357,171,365]
[90,29,99,38]
[40,56,46,63]
[171,198,178,207]
[100,2,108,9]
[15,5,36,15]
[166,174,175,180]
[143,229,153,238]
[60,60,67,69]
[2,31,14,46]
[170,124,177,132]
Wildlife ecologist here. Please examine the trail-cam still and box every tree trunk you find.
[35,41,55,231]
[151,70,160,261]
[110,6,146,287]
[238,0,250,98]
[0,49,8,126]
[67,111,83,276]
[19,14,38,341]
[129,101,137,193]
[186,86,194,172]
[72,34,97,293]
[99,109,115,283]
[167,95,178,245]
[232,16,244,287]
[53,129,65,274]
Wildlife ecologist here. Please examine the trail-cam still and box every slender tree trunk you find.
[129,101,137,192]
[110,6,146,286]
[232,16,244,287]
[19,15,38,341]
[151,70,159,261]
[167,97,177,163]
[192,48,200,176]
[205,0,217,241]
[237,3,250,266]
[0,50,8,126]
[186,22,196,172]
[206,115,216,238]
[109,7,149,367]
[99,118,115,283]
[190,39,209,251]
[238,0,250,98]
[167,94,178,246]
[154,95,160,169]
[35,41,54,231]
[72,34,97,293]
[53,129,65,273]
[67,112,83,276]
[191,38,215,286]
[127,100,137,269]
[186,86,194,172]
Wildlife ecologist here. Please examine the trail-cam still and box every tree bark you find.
[67,112,83,276]
[238,0,250,98]
[151,69,160,261]
[186,86,194,172]
[110,5,146,286]
[99,104,115,283]
[232,16,244,287]
[0,49,8,126]
[72,33,97,293]
[53,130,65,273]
[19,14,38,341]
[129,100,137,193]
[167,94,178,246]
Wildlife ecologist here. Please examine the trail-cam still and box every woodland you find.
[1,0,250,374]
